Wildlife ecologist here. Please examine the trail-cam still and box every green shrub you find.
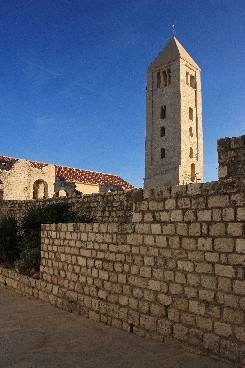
[17,202,91,275]
[15,247,40,276]
[0,216,21,264]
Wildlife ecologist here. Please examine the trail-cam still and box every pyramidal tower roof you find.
[149,36,200,70]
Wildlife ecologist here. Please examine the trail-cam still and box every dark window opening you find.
[161,148,165,159]
[160,105,166,119]
[157,72,161,88]
[163,71,168,87]
[190,75,196,89]
[186,72,189,85]
[189,127,193,137]
[160,126,165,137]
[191,163,196,182]
[189,147,193,158]
[189,107,193,121]
[167,69,171,85]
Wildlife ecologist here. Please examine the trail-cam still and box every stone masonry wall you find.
[218,135,245,180]
[0,189,142,223]
[36,179,245,364]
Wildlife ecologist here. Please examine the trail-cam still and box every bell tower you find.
[144,37,203,187]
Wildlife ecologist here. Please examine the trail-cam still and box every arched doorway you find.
[33,180,48,199]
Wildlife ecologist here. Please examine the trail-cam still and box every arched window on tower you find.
[191,163,196,182]
[190,75,196,89]
[160,126,165,137]
[160,105,166,119]
[33,180,48,199]
[161,148,165,159]
[157,72,161,88]
[189,107,193,121]
[163,71,168,87]
[189,147,193,158]
[167,69,171,84]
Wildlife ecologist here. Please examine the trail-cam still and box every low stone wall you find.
[0,189,142,223]
[0,179,244,364]
[218,135,245,180]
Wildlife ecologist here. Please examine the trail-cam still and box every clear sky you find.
[0,0,244,188]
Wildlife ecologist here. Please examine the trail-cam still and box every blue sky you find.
[0,0,244,187]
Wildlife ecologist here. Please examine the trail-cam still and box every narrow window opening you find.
[191,163,196,182]
[161,148,165,159]
[160,105,166,119]
[186,72,189,85]
[189,107,193,121]
[190,75,196,89]
[167,68,171,85]
[160,126,165,137]
[189,147,193,158]
[189,127,193,137]
[163,71,168,87]
[157,72,161,88]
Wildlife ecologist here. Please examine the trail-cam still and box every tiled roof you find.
[56,165,133,189]
[0,156,17,170]
[0,155,134,190]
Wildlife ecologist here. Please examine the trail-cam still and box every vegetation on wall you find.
[0,216,21,264]
[0,202,92,276]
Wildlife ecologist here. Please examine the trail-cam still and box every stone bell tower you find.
[144,36,203,188]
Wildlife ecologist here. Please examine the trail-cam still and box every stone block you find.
[234,326,245,343]
[203,333,220,353]
[208,195,229,208]
[223,307,243,324]
[215,264,235,278]
[236,238,245,253]
[199,289,215,302]
[170,210,183,222]
[214,238,234,253]
[177,260,194,272]
[197,210,212,221]
[233,280,245,295]
[140,314,156,331]
[227,223,243,237]
[214,322,232,337]
[157,318,172,336]
[189,300,205,315]
[237,207,245,221]
[196,316,212,331]
[173,323,188,341]
[195,262,213,274]
[209,223,226,236]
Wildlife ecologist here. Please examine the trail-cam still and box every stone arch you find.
[33,179,48,199]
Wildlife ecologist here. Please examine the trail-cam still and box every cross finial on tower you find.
[172,24,176,37]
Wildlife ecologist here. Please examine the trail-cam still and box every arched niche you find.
[33,179,48,199]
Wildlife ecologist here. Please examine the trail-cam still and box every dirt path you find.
[0,287,235,368]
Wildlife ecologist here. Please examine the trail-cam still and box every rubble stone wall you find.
[37,180,244,363]
[218,135,245,180]
[0,189,141,223]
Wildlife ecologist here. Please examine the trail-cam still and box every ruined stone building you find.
[0,156,133,200]
[144,36,203,188]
